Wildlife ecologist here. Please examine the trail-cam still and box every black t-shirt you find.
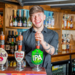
[22,26,58,69]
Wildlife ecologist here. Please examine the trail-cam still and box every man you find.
[22,6,58,75]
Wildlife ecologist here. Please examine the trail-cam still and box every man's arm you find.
[41,41,55,55]
[35,32,58,55]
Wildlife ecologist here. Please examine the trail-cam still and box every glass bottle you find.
[18,10,22,27]
[22,10,27,27]
[9,16,13,27]
[13,10,17,27]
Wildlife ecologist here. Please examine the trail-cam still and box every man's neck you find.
[33,25,44,32]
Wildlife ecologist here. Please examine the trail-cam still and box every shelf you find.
[62,28,75,30]
[6,26,60,30]
[8,54,14,57]
[6,26,30,29]
[48,27,60,30]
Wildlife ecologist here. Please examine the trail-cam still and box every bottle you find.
[15,32,18,51]
[9,16,13,27]
[62,16,64,29]
[45,17,48,28]
[18,32,23,51]
[27,17,32,27]
[0,31,5,49]
[13,10,17,27]
[62,34,66,50]
[51,13,55,28]
[11,31,15,43]
[64,14,67,29]
[48,13,51,28]
[22,10,27,27]
[70,18,73,29]
[10,38,15,54]
[67,15,70,29]
[66,40,69,51]
[7,31,12,44]
[62,34,64,43]
[18,10,22,27]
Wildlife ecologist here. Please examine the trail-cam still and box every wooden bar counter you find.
[0,67,47,75]
[51,50,75,63]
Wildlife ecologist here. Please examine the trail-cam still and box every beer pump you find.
[31,33,43,71]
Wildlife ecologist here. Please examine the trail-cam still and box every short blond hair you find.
[29,6,44,16]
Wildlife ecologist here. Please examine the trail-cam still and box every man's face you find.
[30,12,46,28]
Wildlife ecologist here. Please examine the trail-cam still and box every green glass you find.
[31,49,43,65]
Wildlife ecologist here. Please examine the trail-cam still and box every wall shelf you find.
[62,28,75,30]
[6,26,30,29]
[48,27,60,30]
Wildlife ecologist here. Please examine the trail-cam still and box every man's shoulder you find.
[47,28,58,35]
[22,28,31,36]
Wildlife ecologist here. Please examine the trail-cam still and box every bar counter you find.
[0,67,46,75]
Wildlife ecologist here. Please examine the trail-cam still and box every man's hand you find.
[35,32,44,45]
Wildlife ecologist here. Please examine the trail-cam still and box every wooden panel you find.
[71,54,75,59]
[5,3,18,9]
[23,6,30,9]
[51,55,70,63]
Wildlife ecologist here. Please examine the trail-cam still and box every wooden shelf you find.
[6,26,60,30]
[48,27,60,30]
[62,28,75,30]
[6,26,30,29]
[8,54,14,57]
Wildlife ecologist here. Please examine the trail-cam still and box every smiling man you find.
[22,6,58,75]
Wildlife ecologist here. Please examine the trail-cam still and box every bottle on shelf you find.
[0,31,5,49]
[51,13,55,28]
[67,15,70,29]
[48,13,51,28]
[9,16,13,27]
[64,14,67,29]
[7,31,12,44]
[22,10,27,27]
[18,10,22,27]
[62,16,64,29]
[62,34,66,51]
[70,17,73,29]
[13,10,17,27]
[18,32,23,51]
[10,38,15,54]
[15,32,18,51]
[45,17,48,28]
[12,31,15,43]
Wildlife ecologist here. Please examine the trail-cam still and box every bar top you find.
[0,67,46,74]
[52,50,75,57]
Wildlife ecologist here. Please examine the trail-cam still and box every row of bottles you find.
[62,34,70,51]
[45,13,55,28]
[5,31,23,54]
[62,14,73,29]
[9,10,32,27]
[0,14,3,27]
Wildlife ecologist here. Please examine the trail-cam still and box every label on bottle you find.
[10,23,13,26]
[23,22,27,27]
[62,44,66,50]
[18,21,22,27]
[66,44,69,50]
[15,45,18,51]
[6,45,10,50]
[64,20,66,27]
[18,41,22,45]
[13,21,17,27]
[0,40,5,45]
[9,38,11,43]
[10,46,14,53]
[70,24,73,28]
[68,22,70,28]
